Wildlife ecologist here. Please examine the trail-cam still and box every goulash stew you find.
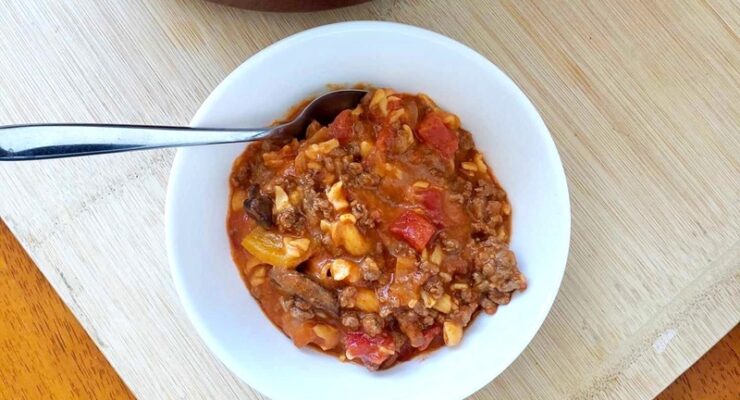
[227,88,526,370]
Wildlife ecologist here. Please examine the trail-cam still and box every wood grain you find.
[207,0,371,12]
[0,219,133,399]
[658,324,740,400]
[0,0,738,399]
[2,231,735,399]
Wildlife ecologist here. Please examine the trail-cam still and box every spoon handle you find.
[0,124,269,160]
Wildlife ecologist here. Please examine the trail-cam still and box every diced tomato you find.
[390,211,436,251]
[417,188,445,226]
[344,331,396,368]
[329,109,353,144]
[419,325,442,351]
[416,114,459,159]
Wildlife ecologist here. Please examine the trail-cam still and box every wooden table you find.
[0,0,738,399]
[0,220,133,398]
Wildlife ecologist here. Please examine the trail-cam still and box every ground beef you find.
[275,207,306,235]
[347,143,361,158]
[490,249,526,292]
[423,276,444,299]
[297,173,315,190]
[458,130,475,153]
[481,262,495,277]
[450,304,477,326]
[344,159,381,189]
[301,187,333,224]
[360,258,382,281]
[411,304,439,327]
[448,178,473,204]
[456,286,475,304]
[281,296,315,321]
[467,178,508,238]
[472,221,498,237]
[469,197,486,220]
[231,164,251,188]
[470,205,502,226]
[378,304,394,318]
[356,172,381,188]
[411,301,429,317]
[328,146,347,159]
[347,162,363,175]
[338,286,358,308]
[435,231,461,255]
[351,201,378,231]
[442,238,460,254]
[390,330,408,351]
[465,239,526,302]
[341,311,360,330]
[361,313,384,337]
[418,260,440,275]
[487,289,512,305]
[389,241,416,259]
[395,311,425,348]
[480,298,498,315]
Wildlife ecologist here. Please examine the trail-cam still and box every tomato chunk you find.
[329,109,353,144]
[417,188,445,226]
[416,114,459,159]
[344,332,396,369]
[390,211,436,251]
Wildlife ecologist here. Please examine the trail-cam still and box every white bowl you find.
[166,21,570,400]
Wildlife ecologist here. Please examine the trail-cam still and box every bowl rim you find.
[167,20,571,400]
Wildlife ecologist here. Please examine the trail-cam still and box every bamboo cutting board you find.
[0,0,738,399]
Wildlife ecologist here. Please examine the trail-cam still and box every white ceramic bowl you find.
[166,21,570,400]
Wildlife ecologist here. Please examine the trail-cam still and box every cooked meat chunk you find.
[361,313,384,337]
[243,185,274,228]
[360,258,381,281]
[351,201,378,230]
[395,311,425,348]
[423,276,444,299]
[281,296,316,321]
[275,207,306,235]
[441,238,460,254]
[231,164,251,188]
[338,286,358,308]
[491,249,526,292]
[356,172,380,188]
[300,187,333,224]
[341,311,360,330]
[466,239,526,295]
[269,268,339,317]
[487,289,512,305]
[480,298,498,314]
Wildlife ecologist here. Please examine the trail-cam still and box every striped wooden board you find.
[0,0,738,398]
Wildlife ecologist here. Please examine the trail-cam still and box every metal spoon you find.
[0,89,367,161]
